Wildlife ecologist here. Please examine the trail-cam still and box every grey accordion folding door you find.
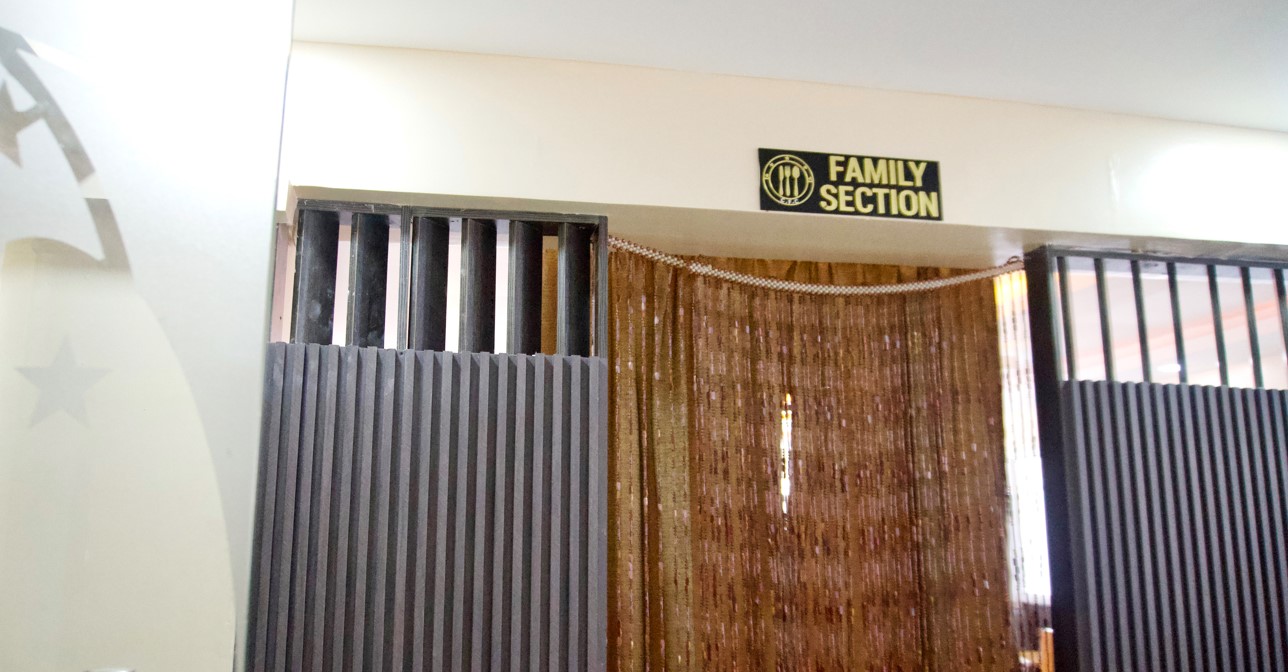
[250,344,608,672]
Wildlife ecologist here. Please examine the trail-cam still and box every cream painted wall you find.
[280,42,1288,250]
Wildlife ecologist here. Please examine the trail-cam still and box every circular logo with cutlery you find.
[761,153,815,206]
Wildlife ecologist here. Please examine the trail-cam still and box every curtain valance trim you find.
[608,236,1024,295]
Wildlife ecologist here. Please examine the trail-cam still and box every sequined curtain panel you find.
[609,250,1016,672]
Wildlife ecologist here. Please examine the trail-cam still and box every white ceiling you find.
[293,0,1288,132]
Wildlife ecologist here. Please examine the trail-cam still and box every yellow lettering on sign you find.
[918,191,940,218]
[838,185,855,212]
[819,184,839,211]
[898,190,918,215]
[908,161,927,187]
[855,187,874,213]
[845,157,866,183]
[903,161,919,186]
[871,187,890,214]
[828,155,845,181]
[863,158,888,185]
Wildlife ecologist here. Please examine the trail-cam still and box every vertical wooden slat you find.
[511,356,535,672]
[348,213,390,347]
[327,347,358,672]
[1146,383,1183,672]
[1232,391,1268,671]
[1168,383,1203,672]
[461,219,498,353]
[471,355,499,672]
[1130,261,1152,381]
[557,224,592,357]
[547,359,568,672]
[588,358,609,672]
[1196,387,1232,671]
[388,350,416,672]
[1091,381,1114,672]
[250,345,286,672]
[1182,386,1219,671]
[432,354,459,672]
[409,351,440,672]
[1026,247,1087,672]
[409,216,450,351]
[287,345,322,670]
[1208,266,1230,386]
[451,354,479,671]
[305,345,339,672]
[509,221,544,355]
[397,209,412,350]
[269,346,305,672]
[363,351,396,672]
[1168,263,1188,383]
[490,356,517,672]
[1216,388,1247,671]
[1056,256,1078,381]
[1094,258,1115,381]
[566,360,586,672]
[1241,268,1264,388]
[292,209,340,344]
[347,348,378,672]
[571,359,592,670]
[530,357,552,672]
[595,218,609,358]
[1123,385,1155,672]
[1277,271,1288,384]
[1098,382,1127,669]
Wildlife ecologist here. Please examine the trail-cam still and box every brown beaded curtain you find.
[609,249,1015,672]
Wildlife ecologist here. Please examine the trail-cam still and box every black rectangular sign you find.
[759,148,942,221]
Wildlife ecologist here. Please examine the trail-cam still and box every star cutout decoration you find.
[17,339,108,427]
[0,79,44,167]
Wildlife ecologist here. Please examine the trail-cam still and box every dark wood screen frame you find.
[289,200,609,357]
[1025,245,1288,672]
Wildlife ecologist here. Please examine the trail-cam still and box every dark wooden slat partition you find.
[289,201,608,357]
[1167,263,1189,383]
[291,209,340,344]
[347,213,390,347]
[1093,257,1115,381]
[265,202,610,670]
[1028,246,1288,672]
[409,216,450,351]
[249,343,609,672]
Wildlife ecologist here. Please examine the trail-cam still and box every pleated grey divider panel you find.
[248,342,608,672]
[1064,381,1288,672]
